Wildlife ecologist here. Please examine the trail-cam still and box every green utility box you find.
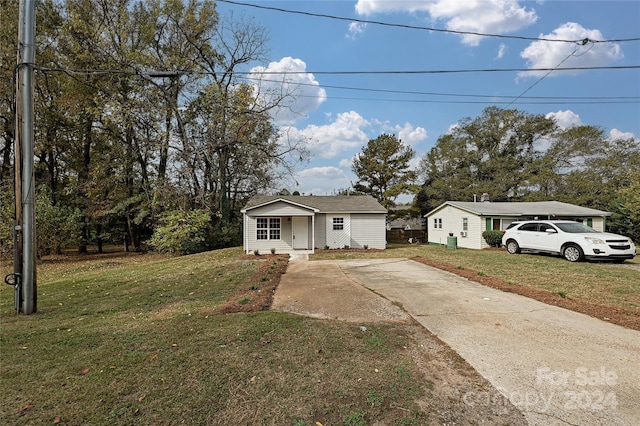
[447,235,457,250]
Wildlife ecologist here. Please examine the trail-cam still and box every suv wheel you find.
[506,240,520,254]
[563,244,584,262]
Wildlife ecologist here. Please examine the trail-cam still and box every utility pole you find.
[14,0,37,314]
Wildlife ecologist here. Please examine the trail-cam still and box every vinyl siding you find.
[467,215,484,249]
[314,214,327,249]
[350,214,386,249]
[244,216,293,254]
[590,217,605,232]
[243,196,387,253]
[326,214,351,249]
[428,206,484,249]
[247,201,314,217]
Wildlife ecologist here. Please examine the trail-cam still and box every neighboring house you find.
[386,212,426,243]
[241,195,387,254]
[425,201,611,250]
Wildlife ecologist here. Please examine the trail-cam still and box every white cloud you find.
[294,166,353,195]
[355,0,429,15]
[609,128,637,141]
[347,22,367,39]
[496,43,507,59]
[250,57,326,125]
[355,0,537,46]
[280,111,370,159]
[519,23,623,78]
[447,123,459,134]
[339,157,354,168]
[546,110,582,129]
[395,123,428,146]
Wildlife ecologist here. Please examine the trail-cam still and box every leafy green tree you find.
[525,126,640,216]
[0,182,14,258]
[149,209,213,255]
[417,107,555,212]
[416,107,639,221]
[609,173,640,242]
[352,134,417,208]
[0,0,18,183]
[35,186,81,256]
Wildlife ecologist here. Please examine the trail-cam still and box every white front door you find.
[292,217,309,249]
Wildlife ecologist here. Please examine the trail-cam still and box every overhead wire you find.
[284,93,639,106]
[32,0,640,109]
[34,64,640,105]
[217,0,640,45]
[248,78,638,101]
[505,45,582,108]
[36,64,640,76]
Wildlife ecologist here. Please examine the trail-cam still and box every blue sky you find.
[216,0,640,200]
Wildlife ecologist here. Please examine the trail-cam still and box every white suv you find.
[501,220,636,263]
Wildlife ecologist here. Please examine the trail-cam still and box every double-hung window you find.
[332,217,344,230]
[462,217,468,232]
[257,217,281,240]
[269,218,281,240]
[434,218,443,229]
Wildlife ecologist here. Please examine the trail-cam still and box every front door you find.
[292,217,308,249]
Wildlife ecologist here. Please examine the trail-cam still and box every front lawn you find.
[0,247,524,425]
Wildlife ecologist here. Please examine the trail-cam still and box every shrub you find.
[482,230,503,248]
[35,186,82,255]
[2,185,81,257]
[149,209,213,255]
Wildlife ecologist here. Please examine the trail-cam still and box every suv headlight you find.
[584,236,605,245]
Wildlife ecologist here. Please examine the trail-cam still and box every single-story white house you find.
[241,195,387,254]
[425,201,611,250]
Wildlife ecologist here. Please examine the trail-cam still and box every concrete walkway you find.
[276,258,640,426]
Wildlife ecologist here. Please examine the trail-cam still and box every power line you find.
[36,64,640,76]
[283,92,639,106]
[218,0,640,45]
[35,64,640,105]
[243,65,640,75]
[506,46,581,108]
[247,76,639,101]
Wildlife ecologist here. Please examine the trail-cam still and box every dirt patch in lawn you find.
[219,254,289,314]
[412,257,640,331]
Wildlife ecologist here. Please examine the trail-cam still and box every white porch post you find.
[311,215,315,253]
[242,212,248,254]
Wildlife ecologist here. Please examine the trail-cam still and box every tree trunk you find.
[78,114,92,254]
[124,123,141,251]
[0,119,12,183]
[218,145,230,225]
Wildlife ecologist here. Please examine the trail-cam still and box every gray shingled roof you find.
[243,195,387,213]
[428,201,610,217]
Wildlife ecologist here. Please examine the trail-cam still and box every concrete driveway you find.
[273,258,640,426]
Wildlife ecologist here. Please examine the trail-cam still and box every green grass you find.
[0,248,429,425]
[315,244,640,311]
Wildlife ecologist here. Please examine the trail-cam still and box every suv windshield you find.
[555,222,598,233]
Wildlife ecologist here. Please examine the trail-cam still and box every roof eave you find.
[241,197,320,213]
